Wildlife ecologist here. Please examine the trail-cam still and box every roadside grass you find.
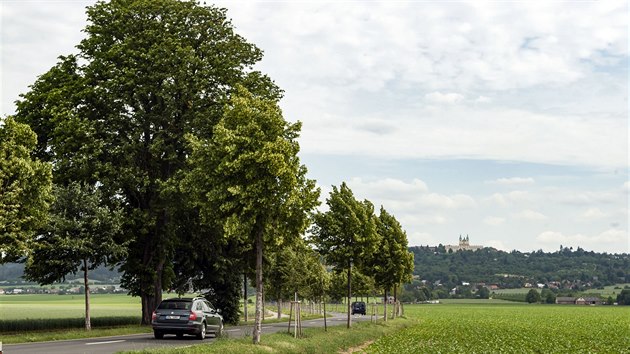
[0,325,152,344]
[123,317,416,354]
[239,313,324,325]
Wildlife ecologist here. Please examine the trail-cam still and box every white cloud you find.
[488,191,533,206]
[486,240,509,251]
[513,209,547,221]
[409,232,437,246]
[536,229,627,246]
[484,216,505,226]
[488,177,535,185]
[425,92,464,104]
[581,208,607,220]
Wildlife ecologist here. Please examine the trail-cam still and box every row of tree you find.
[410,246,629,289]
[0,0,413,343]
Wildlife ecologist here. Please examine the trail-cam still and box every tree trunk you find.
[277,296,282,319]
[252,222,264,344]
[83,259,91,331]
[392,285,398,318]
[244,273,248,322]
[346,261,352,328]
[383,288,388,323]
[323,299,327,331]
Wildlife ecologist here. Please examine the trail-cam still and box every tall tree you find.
[0,117,52,263]
[23,182,125,330]
[311,183,379,328]
[14,0,280,324]
[184,86,319,344]
[370,207,414,321]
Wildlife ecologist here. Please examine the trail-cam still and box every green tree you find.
[370,207,413,321]
[185,86,319,344]
[23,182,125,330]
[617,289,630,305]
[14,0,281,324]
[526,289,541,303]
[477,286,490,299]
[0,117,52,263]
[311,183,379,328]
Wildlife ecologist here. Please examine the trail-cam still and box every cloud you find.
[513,209,547,221]
[486,240,509,251]
[484,216,505,226]
[487,177,535,185]
[623,181,630,193]
[408,232,437,246]
[536,229,627,245]
[424,92,464,104]
[488,191,533,206]
[581,208,607,220]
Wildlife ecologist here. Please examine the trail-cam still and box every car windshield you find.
[157,301,192,310]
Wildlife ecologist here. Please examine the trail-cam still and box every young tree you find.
[311,183,379,328]
[23,182,125,330]
[0,117,52,263]
[369,207,414,321]
[14,0,281,324]
[185,86,319,344]
[526,289,541,303]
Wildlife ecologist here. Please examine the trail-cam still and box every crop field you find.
[367,302,630,353]
[0,293,141,320]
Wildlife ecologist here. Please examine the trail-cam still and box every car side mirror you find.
[216,309,221,314]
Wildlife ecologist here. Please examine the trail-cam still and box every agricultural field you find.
[0,293,141,320]
[367,301,630,353]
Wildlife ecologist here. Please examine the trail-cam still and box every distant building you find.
[445,235,483,252]
[557,297,602,305]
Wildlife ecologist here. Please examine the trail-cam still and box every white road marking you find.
[85,340,126,346]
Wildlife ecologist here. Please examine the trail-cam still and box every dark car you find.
[351,301,366,315]
[151,297,223,340]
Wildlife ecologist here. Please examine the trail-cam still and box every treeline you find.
[0,0,412,343]
[410,245,629,290]
[0,263,121,284]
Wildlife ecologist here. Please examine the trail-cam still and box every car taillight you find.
[151,311,157,321]
[189,311,197,321]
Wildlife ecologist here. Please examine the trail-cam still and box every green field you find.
[0,293,141,320]
[367,302,630,353]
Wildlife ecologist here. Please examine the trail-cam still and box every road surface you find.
[3,313,376,354]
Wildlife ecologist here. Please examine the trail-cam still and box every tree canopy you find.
[184,86,319,343]
[14,0,281,324]
[23,182,125,329]
[311,182,379,328]
[0,117,52,263]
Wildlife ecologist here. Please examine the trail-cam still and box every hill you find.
[410,245,630,290]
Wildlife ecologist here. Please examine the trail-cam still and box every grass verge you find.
[0,325,152,344]
[239,313,324,325]
[123,317,415,354]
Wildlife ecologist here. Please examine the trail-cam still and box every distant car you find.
[351,301,366,315]
[151,297,223,340]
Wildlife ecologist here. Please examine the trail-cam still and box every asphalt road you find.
[3,313,376,354]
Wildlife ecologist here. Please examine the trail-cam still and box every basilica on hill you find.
[444,235,483,252]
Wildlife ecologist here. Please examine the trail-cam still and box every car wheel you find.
[217,321,224,337]
[196,323,206,340]
[154,330,164,339]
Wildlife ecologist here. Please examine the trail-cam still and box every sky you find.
[1,1,628,253]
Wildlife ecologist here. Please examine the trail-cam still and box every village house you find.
[556,297,602,305]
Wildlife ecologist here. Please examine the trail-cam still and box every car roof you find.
[161,297,206,302]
